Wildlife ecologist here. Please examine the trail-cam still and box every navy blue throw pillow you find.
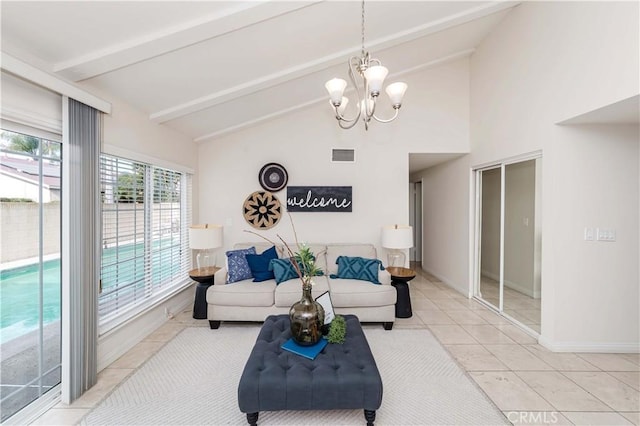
[245,246,278,282]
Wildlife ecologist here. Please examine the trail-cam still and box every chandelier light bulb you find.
[325,78,347,105]
[358,98,375,115]
[385,82,408,107]
[337,96,349,115]
[363,65,388,95]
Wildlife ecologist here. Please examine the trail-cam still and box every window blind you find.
[99,154,191,324]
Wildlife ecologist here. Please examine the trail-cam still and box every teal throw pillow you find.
[269,258,299,284]
[245,246,278,282]
[226,247,256,283]
[331,256,384,284]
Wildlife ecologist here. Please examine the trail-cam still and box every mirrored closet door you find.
[474,155,542,334]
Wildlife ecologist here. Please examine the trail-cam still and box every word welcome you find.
[286,186,352,212]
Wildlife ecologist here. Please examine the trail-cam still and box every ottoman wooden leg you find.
[246,412,258,425]
[209,320,221,329]
[364,409,376,426]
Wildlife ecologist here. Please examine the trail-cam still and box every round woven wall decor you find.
[243,191,282,230]
[258,162,288,192]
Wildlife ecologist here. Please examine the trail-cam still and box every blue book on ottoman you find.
[281,337,328,360]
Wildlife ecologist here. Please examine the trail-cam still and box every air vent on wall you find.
[331,148,355,163]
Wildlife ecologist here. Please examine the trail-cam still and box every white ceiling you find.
[1,1,520,144]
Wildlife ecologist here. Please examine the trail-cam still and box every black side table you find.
[386,266,416,318]
[189,266,220,319]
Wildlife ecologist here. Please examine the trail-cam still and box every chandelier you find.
[325,0,408,130]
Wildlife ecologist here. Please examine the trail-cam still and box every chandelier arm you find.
[372,108,400,124]
[329,57,363,125]
[333,106,357,123]
[338,117,360,130]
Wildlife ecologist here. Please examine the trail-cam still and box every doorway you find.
[0,130,62,421]
[474,155,542,334]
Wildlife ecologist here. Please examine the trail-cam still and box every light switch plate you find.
[584,227,594,241]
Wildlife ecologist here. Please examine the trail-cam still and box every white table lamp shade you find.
[381,225,413,249]
[189,224,223,249]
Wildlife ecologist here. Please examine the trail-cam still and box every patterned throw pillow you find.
[245,246,278,282]
[226,247,256,283]
[269,258,299,284]
[330,256,384,284]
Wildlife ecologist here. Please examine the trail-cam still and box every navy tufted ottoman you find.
[238,314,383,425]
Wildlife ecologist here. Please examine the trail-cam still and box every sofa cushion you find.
[328,278,396,308]
[226,247,256,283]
[246,246,278,282]
[274,277,330,307]
[269,258,299,284]
[332,256,384,284]
[207,279,276,307]
[325,244,377,275]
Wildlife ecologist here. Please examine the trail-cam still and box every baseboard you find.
[481,269,499,282]
[97,287,193,371]
[538,335,640,353]
[480,270,540,299]
[422,266,470,298]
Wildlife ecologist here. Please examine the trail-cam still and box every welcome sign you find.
[286,186,352,212]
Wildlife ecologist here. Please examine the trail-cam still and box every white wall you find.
[411,155,471,295]
[470,1,639,350]
[548,124,638,350]
[198,59,470,265]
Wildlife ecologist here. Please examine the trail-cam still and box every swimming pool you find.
[0,259,61,344]
[0,239,183,344]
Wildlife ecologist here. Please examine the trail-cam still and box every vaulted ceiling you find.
[1,1,519,143]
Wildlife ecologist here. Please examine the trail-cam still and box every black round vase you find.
[289,280,325,346]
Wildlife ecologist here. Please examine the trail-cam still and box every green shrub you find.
[0,197,34,202]
[327,315,347,344]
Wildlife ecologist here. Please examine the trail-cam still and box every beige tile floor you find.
[480,276,542,334]
[31,267,639,425]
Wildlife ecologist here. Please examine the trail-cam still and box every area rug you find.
[82,325,508,425]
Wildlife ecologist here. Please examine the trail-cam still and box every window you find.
[99,154,191,327]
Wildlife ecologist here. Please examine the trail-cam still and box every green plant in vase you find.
[245,214,325,345]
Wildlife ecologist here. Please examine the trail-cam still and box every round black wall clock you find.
[258,163,288,192]
[243,191,282,230]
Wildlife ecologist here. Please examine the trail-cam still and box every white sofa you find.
[207,242,397,330]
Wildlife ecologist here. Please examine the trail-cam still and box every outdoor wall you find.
[198,59,470,266]
[0,202,60,263]
[470,1,639,350]
[410,155,471,295]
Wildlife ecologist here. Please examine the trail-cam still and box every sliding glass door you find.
[0,130,62,421]
[474,155,542,334]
